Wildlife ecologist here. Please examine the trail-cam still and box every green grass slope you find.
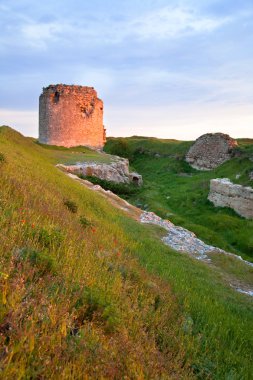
[105,136,253,262]
[0,127,253,379]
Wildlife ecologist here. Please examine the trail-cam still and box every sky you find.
[0,0,252,140]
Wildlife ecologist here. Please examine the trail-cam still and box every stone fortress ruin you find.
[39,84,106,149]
[39,83,143,186]
[185,133,238,170]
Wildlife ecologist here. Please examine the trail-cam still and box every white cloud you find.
[128,6,232,40]
[0,3,237,53]
[21,21,64,49]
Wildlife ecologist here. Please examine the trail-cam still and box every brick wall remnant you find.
[185,133,238,170]
[39,84,106,149]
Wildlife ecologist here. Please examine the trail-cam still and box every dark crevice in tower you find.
[54,91,60,103]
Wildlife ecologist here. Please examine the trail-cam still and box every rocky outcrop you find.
[186,133,238,170]
[57,157,143,186]
[208,178,253,219]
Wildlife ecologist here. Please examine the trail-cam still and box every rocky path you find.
[140,211,253,297]
[61,169,253,297]
[140,211,253,266]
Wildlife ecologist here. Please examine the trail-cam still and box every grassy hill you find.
[105,136,253,262]
[0,127,253,379]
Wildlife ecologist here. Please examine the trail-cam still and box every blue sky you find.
[0,0,252,139]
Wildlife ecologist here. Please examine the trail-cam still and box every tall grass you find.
[0,127,253,379]
[0,127,190,379]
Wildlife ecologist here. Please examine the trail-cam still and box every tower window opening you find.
[54,91,60,103]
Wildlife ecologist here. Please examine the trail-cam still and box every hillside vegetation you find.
[105,136,253,262]
[0,127,253,379]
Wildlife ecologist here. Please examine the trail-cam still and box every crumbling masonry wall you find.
[185,133,238,170]
[39,84,106,148]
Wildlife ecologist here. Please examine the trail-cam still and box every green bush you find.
[79,175,140,196]
[74,286,121,333]
[79,215,93,228]
[15,247,56,275]
[64,199,78,213]
[0,152,6,164]
[34,227,64,248]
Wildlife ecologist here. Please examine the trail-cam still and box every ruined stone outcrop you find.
[39,84,106,149]
[208,178,253,219]
[186,133,238,170]
[57,158,143,186]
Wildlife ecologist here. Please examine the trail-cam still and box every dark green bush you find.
[15,247,56,275]
[35,227,64,248]
[74,286,121,333]
[79,215,93,228]
[0,152,6,164]
[79,175,140,196]
[64,199,78,213]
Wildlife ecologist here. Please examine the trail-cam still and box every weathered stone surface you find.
[208,178,253,219]
[39,84,106,149]
[186,133,238,170]
[57,157,143,185]
[249,171,253,181]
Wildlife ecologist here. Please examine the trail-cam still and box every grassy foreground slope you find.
[105,136,253,262]
[0,127,253,379]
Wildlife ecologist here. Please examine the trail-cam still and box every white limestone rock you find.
[208,178,253,219]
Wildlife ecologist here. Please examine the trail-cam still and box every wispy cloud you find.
[129,6,232,40]
[0,3,234,52]
[21,21,64,49]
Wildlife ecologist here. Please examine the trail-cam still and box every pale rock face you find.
[57,158,143,186]
[186,133,238,170]
[249,171,253,181]
[208,178,253,219]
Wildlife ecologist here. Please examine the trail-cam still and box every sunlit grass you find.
[0,126,253,379]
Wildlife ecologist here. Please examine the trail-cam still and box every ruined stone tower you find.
[39,84,106,148]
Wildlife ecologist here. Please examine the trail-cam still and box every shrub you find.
[79,215,93,228]
[14,247,56,275]
[64,199,78,213]
[0,152,6,164]
[34,227,64,248]
[71,286,121,334]
[79,175,140,197]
